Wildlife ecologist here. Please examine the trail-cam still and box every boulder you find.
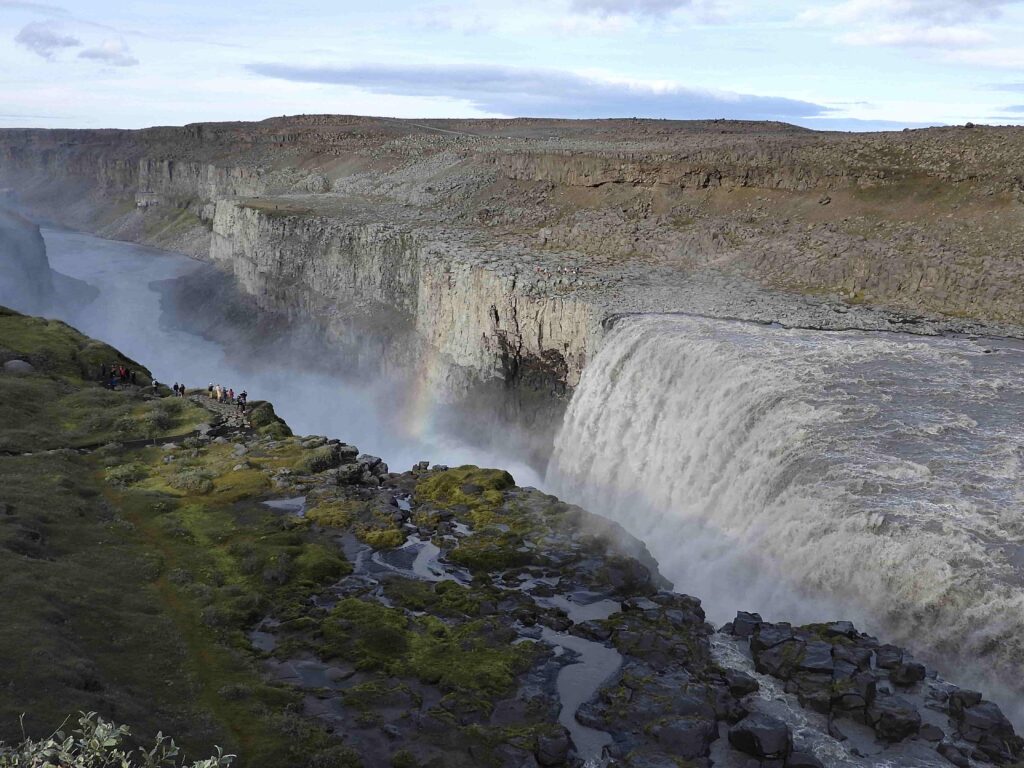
[732,611,763,637]
[937,742,971,768]
[728,712,792,761]
[891,661,926,687]
[751,623,795,654]
[866,694,921,742]
[724,668,760,698]
[874,644,903,670]
[655,717,717,759]
[2,359,34,374]
[755,639,804,680]
[535,727,572,766]
[786,751,825,768]
[798,641,834,674]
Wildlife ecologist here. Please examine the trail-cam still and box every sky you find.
[2,0,1024,131]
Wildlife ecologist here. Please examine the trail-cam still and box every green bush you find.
[105,462,148,487]
[169,469,214,495]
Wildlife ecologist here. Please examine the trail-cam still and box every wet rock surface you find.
[722,613,1024,767]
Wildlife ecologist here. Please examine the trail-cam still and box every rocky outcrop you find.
[726,612,1024,767]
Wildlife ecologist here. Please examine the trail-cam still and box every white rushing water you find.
[546,314,1024,713]
[38,228,542,485]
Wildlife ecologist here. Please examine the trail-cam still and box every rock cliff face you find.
[0,207,53,314]
[2,115,1024,416]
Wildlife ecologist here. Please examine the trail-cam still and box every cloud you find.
[14,20,78,59]
[0,0,67,14]
[78,39,138,67]
[952,46,1024,66]
[247,62,828,121]
[840,23,992,46]
[989,81,1024,90]
[1001,104,1024,110]
[801,0,1020,26]
[570,0,694,15]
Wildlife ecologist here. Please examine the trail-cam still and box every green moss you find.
[294,543,350,584]
[295,444,340,474]
[415,466,514,527]
[306,500,359,528]
[360,528,406,550]
[247,401,291,436]
[385,578,485,618]
[322,600,534,697]
[448,531,534,573]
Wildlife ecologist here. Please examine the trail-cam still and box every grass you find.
[0,308,343,765]
[321,599,535,698]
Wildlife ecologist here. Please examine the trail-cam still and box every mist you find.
[33,226,544,488]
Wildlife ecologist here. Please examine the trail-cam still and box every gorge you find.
[2,116,1024,767]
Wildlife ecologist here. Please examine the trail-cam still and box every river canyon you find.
[2,116,1024,767]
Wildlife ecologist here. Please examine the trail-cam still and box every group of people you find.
[100,362,138,390]
[208,383,248,413]
[171,383,187,398]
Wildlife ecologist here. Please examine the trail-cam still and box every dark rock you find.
[751,623,794,654]
[947,689,983,719]
[798,641,834,674]
[866,694,921,742]
[724,668,760,698]
[919,723,945,742]
[494,744,540,768]
[728,712,792,760]
[832,670,877,713]
[823,621,857,638]
[958,700,1014,743]
[827,718,847,742]
[832,643,872,671]
[536,727,571,766]
[891,661,926,687]
[732,611,763,637]
[656,717,717,759]
[786,751,825,768]
[755,639,804,680]
[875,644,903,670]
[937,741,971,768]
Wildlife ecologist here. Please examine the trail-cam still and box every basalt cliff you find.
[2,117,1024,432]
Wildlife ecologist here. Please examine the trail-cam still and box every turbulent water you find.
[37,228,542,485]
[546,314,1024,712]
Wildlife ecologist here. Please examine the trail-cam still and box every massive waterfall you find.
[546,314,1024,704]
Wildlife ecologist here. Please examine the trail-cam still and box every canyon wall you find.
[2,116,1024,421]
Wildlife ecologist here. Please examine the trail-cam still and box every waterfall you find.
[546,314,1024,710]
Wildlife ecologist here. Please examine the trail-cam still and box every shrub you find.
[168,469,214,494]
[0,711,233,767]
[105,462,148,487]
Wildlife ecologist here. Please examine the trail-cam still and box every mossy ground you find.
[0,308,343,766]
